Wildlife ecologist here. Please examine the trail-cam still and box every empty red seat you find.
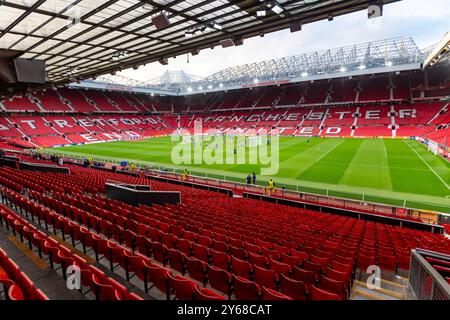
[193,286,226,300]
[269,258,292,276]
[192,244,210,263]
[232,275,261,300]
[319,275,347,300]
[253,265,278,290]
[186,257,207,285]
[279,274,307,300]
[260,286,292,300]
[310,285,342,300]
[168,273,197,300]
[231,256,253,280]
[167,248,186,274]
[210,250,229,270]
[207,265,232,298]
[248,252,268,268]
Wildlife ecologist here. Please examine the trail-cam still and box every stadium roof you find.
[70,36,425,95]
[0,0,400,96]
[423,32,450,69]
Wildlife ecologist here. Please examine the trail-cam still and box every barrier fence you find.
[36,149,449,220]
[409,249,450,300]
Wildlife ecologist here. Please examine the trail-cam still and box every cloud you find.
[119,0,449,82]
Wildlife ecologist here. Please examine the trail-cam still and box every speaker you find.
[152,13,170,30]
[220,38,234,48]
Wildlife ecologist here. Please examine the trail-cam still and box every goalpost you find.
[428,140,439,156]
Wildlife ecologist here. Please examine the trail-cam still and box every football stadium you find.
[0,0,449,307]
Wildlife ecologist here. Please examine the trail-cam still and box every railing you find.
[409,249,450,300]
[31,149,447,221]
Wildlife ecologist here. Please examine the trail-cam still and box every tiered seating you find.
[2,165,449,301]
[358,78,390,101]
[0,248,48,300]
[83,91,120,112]
[33,90,72,112]
[1,95,40,112]
[0,118,20,138]
[43,116,89,134]
[323,107,357,126]
[0,201,142,300]
[32,136,72,147]
[107,92,140,112]
[277,86,302,106]
[216,91,246,110]
[394,103,444,126]
[329,80,357,103]
[9,116,56,136]
[255,87,282,108]
[425,127,450,148]
[353,126,392,137]
[58,88,98,112]
[303,83,328,104]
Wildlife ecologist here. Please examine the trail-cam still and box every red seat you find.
[151,242,167,265]
[168,273,197,300]
[319,275,347,300]
[186,256,207,285]
[192,244,210,263]
[310,285,342,300]
[260,286,292,300]
[207,265,232,298]
[232,275,261,300]
[280,253,302,267]
[167,248,186,274]
[357,253,376,272]
[303,260,323,280]
[231,256,252,280]
[279,274,307,300]
[378,254,396,272]
[176,238,192,256]
[148,265,170,299]
[253,265,278,290]
[193,286,226,300]
[248,252,268,268]
[292,267,316,290]
[161,233,176,249]
[230,245,248,260]
[269,258,292,276]
[212,240,229,253]
[197,235,213,247]
[210,250,230,270]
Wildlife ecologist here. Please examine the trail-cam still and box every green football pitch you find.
[48,137,450,213]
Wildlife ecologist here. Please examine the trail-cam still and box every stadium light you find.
[219,83,223,88]
[198,86,203,90]
[270,2,284,14]
[187,87,193,92]
[208,85,212,89]
[386,61,393,67]
[205,24,214,32]
[253,78,259,83]
[358,64,366,70]
[257,6,266,17]
[301,72,308,77]
[150,93,155,97]
[339,67,346,72]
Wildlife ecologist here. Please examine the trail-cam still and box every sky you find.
[119,0,450,83]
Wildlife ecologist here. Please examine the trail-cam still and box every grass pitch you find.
[50,137,450,212]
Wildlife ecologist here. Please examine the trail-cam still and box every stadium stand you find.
[0,162,449,300]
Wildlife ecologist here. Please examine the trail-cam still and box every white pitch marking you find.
[403,140,450,190]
